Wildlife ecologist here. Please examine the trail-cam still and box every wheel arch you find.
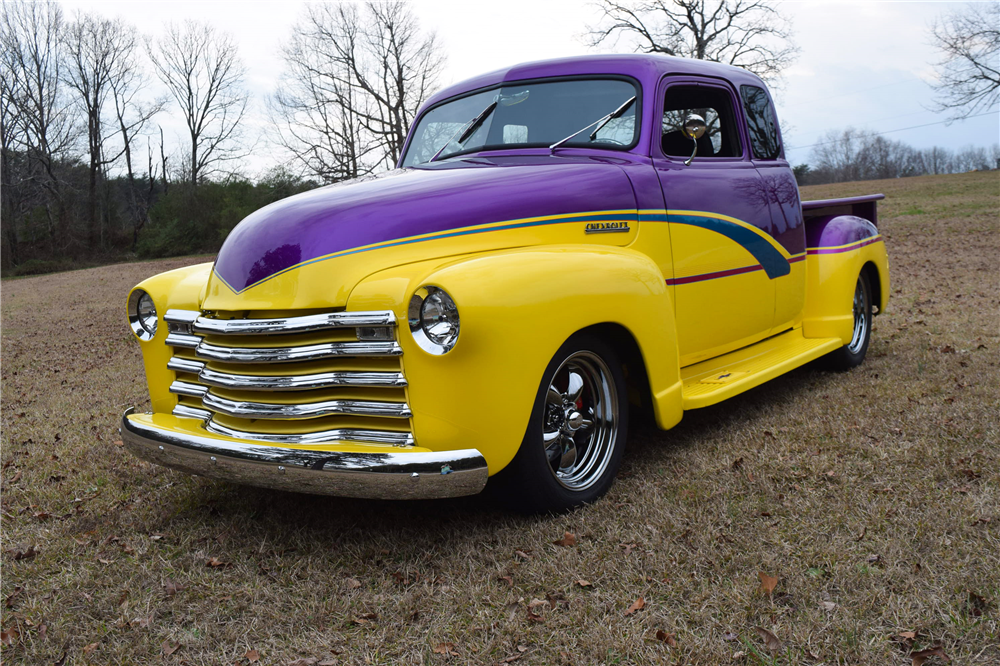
[576,322,655,420]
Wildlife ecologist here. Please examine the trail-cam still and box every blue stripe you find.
[218,211,638,294]
[642,213,789,279]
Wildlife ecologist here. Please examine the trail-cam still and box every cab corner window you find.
[662,85,742,160]
[740,85,781,160]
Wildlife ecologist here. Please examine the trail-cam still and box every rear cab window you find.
[739,85,782,160]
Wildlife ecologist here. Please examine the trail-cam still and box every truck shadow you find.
[159,359,837,559]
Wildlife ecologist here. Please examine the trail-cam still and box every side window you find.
[740,85,781,160]
[662,85,742,159]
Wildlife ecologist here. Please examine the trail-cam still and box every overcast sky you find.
[60,0,999,175]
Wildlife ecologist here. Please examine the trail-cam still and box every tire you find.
[491,334,629,513]
[823,270,873,371]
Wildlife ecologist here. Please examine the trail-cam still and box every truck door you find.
[652,78,780,366]
[739,84,807,334]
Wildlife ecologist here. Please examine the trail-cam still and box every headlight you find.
[408,286,459,354]
[127,289,158,340]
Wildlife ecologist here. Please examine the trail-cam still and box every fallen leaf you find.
[161,640,180,656]
[733,651,746,658]
[514,550,531,560]
[967,591,988,617]
[898,631,917,640]
[351,612,377,625]
[855,525,867,541]
[346,578,361,589]
[722,632,739,642]
[206,557,231,568]
[655,630,677,647]
[517,645,528,653]
[526,609,544,623]
[754,627,782,655]
[758,571,778,597]
[620,542,637,555]
[163,579,184,597]
[318,659,337,666]
[867,554,882,565]
[83,642,99,654]
[432,642,458,656]
[553,531,577,547]
[37,623,46,639]
[286,659,318,666]
[527,598,548,610]
[910,645,949,666]
[624,596,645,616]
[498,575,513,587]
[245,648,260,662]
[0,626,20,646]
[575,579,592,588]
[10,545,37,561]
[820,601,837,612]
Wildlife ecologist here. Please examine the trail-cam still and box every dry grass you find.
[2,172,998,665]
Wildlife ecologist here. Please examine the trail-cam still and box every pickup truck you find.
[120,54,889,512]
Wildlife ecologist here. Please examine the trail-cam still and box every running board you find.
[681,330,842,409]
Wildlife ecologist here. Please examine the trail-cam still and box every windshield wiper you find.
[428,99,498,162]
[548,95,636,152]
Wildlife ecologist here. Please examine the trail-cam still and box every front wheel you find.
[823,270,873,371]
[491,334,628,513]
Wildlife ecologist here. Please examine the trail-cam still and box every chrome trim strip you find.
[172,404,213,421]
[166,332,202,349]
[205,419,415,447]
[169,380,209,398]
[193,310,395,335]
[201,392,412,419]
[167,357,206,374]
[120,410,488,499]
[198,367,407,391]
[195,340,402,363]
[164,309,200,324]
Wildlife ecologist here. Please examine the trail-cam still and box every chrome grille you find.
[163,308,413,447]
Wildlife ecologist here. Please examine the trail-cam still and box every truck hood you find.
[210,156,637,296]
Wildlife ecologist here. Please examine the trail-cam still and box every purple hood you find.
[212,156,638,293]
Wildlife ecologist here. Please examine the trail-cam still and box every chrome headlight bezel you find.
[127,289,158,340]
[408,286,460,355]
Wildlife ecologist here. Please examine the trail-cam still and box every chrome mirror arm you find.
[685,142,698,166]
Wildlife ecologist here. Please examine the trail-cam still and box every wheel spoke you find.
[546,386,562,406]
[559,435,577,469]
[565,370,584,403]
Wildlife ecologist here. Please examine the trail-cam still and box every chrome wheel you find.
[847,276,870,354]
[542,351,619,491]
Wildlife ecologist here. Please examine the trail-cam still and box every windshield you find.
[401,78,639,167]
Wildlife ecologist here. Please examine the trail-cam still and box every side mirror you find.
[683,114,706,166]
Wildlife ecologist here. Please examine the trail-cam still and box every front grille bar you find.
[170,405,414,446]
[201,393,411,420]
[196,340,401,363]
[168,357,407,390]
[192,310,395,335]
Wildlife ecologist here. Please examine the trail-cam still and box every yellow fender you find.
[348,245,684,474]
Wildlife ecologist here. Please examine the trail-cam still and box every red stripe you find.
[666,263,764,285]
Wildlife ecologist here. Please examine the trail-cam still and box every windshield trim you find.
[399,74,643,167]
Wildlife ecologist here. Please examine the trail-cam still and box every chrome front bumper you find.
[120,410,489,499]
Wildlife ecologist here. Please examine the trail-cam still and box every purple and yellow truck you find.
[121,55,889,512]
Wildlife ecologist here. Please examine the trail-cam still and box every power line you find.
[791,110,1000,152]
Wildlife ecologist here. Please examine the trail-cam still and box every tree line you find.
[796,130,1000,186]
[0,0,442,275]
[1,0,996,275]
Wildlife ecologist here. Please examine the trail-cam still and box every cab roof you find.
[422,53,767,111]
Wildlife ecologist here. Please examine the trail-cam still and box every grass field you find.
[1,171,997,665]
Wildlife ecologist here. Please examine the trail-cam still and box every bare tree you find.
[63,12,158,248]
[146,20,249,187]
[0,0,78,251]
[271,1,444,181]
[586,0,798,83]
[930,2,1000,120]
